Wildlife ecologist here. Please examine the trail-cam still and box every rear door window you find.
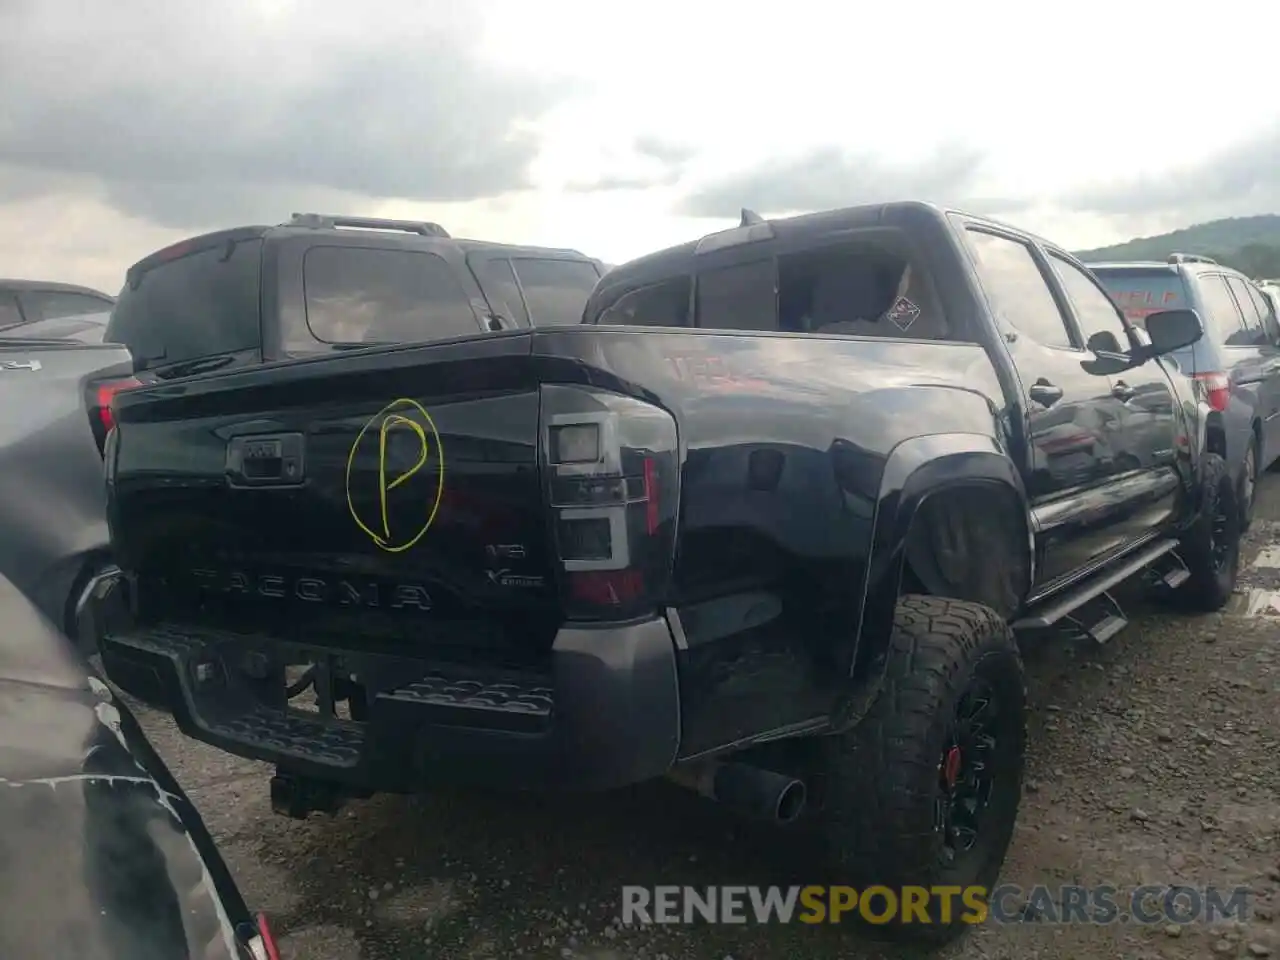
[474,258,529,326]
[23,290,113,321]
[776,236,953,339]
[1246,282,1280,342]
[1226,276,1268,346]
[303,246,481,344]
[1198,274,1252,346]
[510,258,600,326]
[106,238,263,364]
[696,260,777,331]
[596,277,691,327]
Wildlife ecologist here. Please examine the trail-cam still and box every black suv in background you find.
[1088,254,1280,528]
[105,213,606,382]
[0,279,115,330]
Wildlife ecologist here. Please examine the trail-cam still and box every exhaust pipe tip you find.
[668,760,808,824]
[774,778,807,824]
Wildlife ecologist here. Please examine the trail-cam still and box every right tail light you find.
[539,384,679,621]
[1192,371,1230,412]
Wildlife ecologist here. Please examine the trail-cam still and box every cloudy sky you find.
[2,0,1278,293]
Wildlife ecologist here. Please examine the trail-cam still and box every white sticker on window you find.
[886,297,921,331]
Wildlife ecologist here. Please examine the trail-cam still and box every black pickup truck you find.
[95,201,1234,940]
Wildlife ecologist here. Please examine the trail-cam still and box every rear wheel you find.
[1175,452,1240,612]
[819,596,1025,943]
[1240,438,1258,532]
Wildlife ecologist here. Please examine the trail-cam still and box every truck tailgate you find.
[108,332,562,664]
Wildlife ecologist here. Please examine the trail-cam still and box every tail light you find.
[539,384,679,621]
[1193,371,1230,412]
[85,376,142,454]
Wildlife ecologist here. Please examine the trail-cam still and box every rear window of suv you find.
[107,238,263,365]
[1089,267,1189,327]
[302,246,481,344]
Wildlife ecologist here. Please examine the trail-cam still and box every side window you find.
[1246,282,1280,343]
[776,238,952,340]
[1226,276,1267,346]
[0,294,21,327]
[696,260,777,331]
[511,259,601,326]
[1197,275,1250,346]
[476,258,529,326]
[303,246,480,344]
[1046,253,1130,349]
[24,290,113,320]
[965,230,1074,348]
[596,277,691,327]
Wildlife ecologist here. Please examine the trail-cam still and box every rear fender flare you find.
[832,434,1031,726]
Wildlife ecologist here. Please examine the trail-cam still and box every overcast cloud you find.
[0,0,573,230]
[677,144,1034,220]
[1,0,1278,291]
[1064,122,1280,226]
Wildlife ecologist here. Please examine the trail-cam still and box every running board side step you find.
[1013,537,1180,635]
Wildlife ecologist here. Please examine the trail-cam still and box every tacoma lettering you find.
[190,569,431,610]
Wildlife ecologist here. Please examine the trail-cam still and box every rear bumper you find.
[96,588,682,793]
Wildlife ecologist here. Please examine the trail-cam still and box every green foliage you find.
[1073,215,1280,279]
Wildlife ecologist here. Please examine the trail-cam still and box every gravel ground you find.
[135,476,1280,960]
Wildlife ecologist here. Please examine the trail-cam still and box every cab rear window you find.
[1089,268,1189,326]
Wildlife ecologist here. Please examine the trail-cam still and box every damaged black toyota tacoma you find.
[94,201,1238,940]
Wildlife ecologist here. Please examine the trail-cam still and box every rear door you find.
[1226,275,1280,465]
[1198,273,1266,436]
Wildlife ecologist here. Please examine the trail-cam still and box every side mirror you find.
[1086,330,1124,355]
[1143,308,1203,357]
[1080,329,1133,375]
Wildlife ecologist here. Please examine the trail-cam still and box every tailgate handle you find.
[226,433,306,487]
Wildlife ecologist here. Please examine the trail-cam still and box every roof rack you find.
[1167,253,1217,265]
[287,213,450,238]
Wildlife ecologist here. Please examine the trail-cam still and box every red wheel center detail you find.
[943,746,962,788]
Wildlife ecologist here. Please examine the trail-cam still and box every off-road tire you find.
[821,595,1026,944]
[1176,452,1241,612]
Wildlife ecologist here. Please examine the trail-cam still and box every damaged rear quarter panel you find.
[531,327,1010,757]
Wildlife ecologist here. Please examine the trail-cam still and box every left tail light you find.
[85,376,142,455]
[539,384,679,621]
